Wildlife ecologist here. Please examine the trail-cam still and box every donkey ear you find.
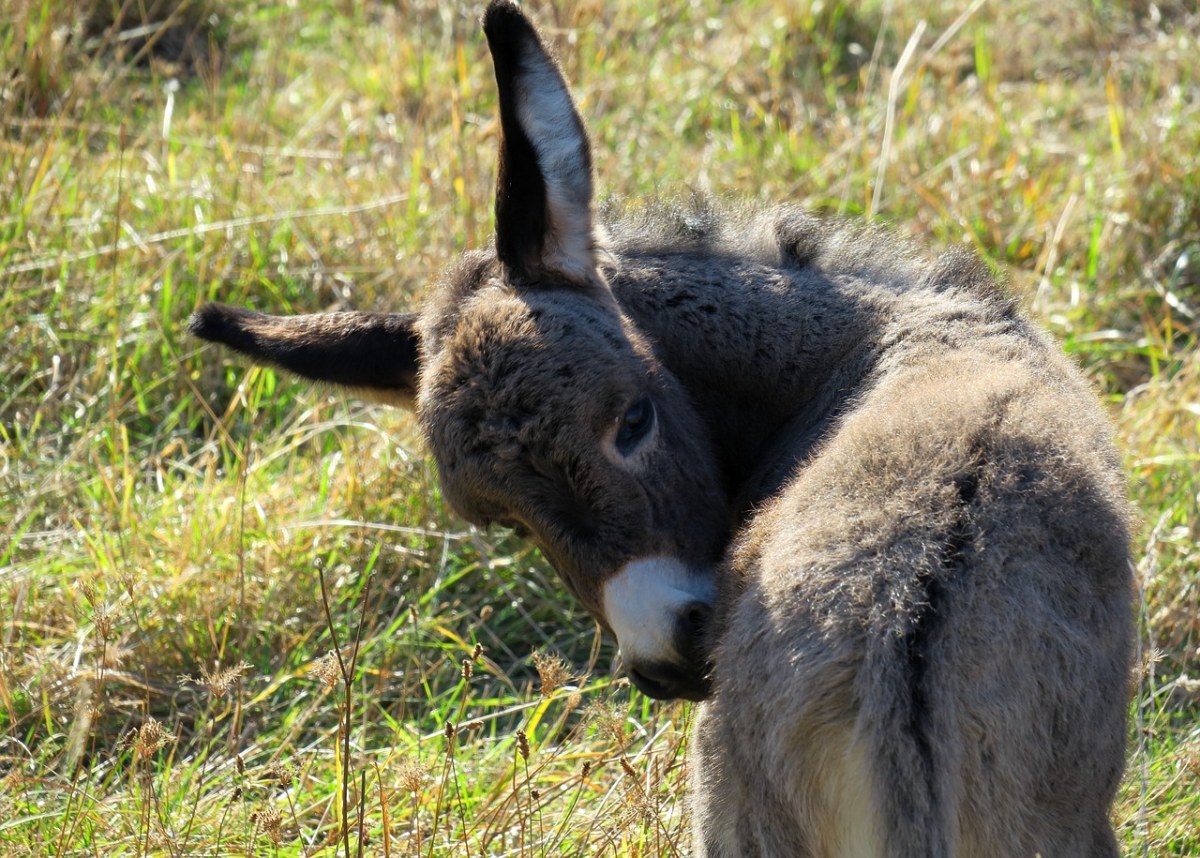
[483,0,600,288]
[189,303,421,408]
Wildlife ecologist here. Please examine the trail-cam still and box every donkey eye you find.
[615,397,656,456]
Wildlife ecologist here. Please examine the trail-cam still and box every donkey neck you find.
[609,253,887,516]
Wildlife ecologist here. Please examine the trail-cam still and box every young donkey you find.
[191,2,1134,855]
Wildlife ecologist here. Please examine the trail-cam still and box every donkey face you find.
[190,1,726,701]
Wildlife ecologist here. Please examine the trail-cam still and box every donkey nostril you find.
[680,600,712,639]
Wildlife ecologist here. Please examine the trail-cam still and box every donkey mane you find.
[602,197,1009,304]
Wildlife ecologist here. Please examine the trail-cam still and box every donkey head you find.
[190,0,727,701]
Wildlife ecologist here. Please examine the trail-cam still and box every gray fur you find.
[190,3,1133,854]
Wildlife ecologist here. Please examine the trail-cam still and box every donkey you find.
[190,2,1134,855]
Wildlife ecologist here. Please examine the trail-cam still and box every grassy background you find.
[2,0,1198,854]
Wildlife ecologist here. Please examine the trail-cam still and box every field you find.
[2,0,1198,854]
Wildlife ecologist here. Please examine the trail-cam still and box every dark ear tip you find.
[482,0,535,44]
[188,303,247,344]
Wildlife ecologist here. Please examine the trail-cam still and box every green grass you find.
[2,0,1198,854]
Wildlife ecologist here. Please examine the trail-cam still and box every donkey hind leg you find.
[690,702,814,858]
[860,597,1123,858]
[691,701,887,858]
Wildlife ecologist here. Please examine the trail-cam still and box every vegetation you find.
[2,0,1197,853]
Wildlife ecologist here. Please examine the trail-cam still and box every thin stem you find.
[318,561,374,858]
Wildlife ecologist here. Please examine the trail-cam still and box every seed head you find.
[1129,647,1164,697]
[250,805,284,844]
[92,604,116,644]
[311,651,340,690]
[262,760,296,788]
[516,729,530,761]
[531,650,572,698]
[125,718,176,757]
[586,700,627,750]
[616,761,658,829]
[398,759,426,793]
[180,660,253,699]
[618,780,657,828]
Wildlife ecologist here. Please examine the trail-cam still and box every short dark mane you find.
[601,197,1014,309]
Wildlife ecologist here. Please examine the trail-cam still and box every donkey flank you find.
[190,2,1135,855]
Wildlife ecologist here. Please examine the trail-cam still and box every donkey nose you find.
[602,556,716,700]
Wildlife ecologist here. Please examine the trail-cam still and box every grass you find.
[1,0,1198,854]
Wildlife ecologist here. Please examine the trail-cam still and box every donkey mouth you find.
[629,662,713,702]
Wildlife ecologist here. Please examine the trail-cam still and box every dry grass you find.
[2,0,1198,854]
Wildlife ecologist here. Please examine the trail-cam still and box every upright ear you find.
[189,303,422,408]
[483,0,600,288]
